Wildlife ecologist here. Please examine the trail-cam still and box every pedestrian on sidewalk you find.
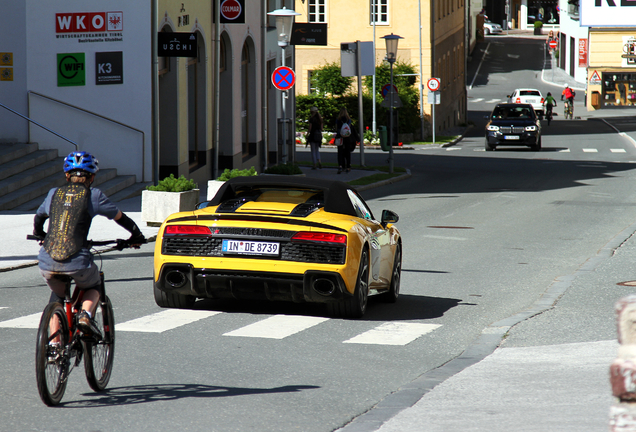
[335,108,358,174]
[307,106,323,170]
[546,30,557,54]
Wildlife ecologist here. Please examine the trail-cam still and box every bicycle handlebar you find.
[26,235,146,250]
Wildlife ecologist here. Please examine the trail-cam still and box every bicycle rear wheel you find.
[35,302,69,406]
[83,295,115,391]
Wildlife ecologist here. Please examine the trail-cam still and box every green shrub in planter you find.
[263,162,303,175]
[534,21,543,28]
[216,166,258,181]
[147,174,197,192]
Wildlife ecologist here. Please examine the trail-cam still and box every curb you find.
[355,169,412,192]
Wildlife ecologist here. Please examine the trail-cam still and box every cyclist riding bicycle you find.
[543,92,556,117]
[561,84,575,106]
[33,151,145,336]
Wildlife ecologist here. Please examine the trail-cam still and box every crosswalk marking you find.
[0,308,443,346]
[117,309,221,333]
[343,322,442,346]
[583,148,598,153]
[223,314,329,339]
[611,149,627,153]
[0,312,42,329]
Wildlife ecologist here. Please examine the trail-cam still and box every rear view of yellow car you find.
[153,176,402,318]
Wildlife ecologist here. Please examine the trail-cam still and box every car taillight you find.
[541,97,545,103]
[292,231,347,245]
[165,225,212,235]
[515,98,521,103]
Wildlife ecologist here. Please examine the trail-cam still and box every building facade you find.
[0,0,294,188]
[293,0,467,136]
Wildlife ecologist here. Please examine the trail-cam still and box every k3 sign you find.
[580,0,636,26]
[96,52,123,85]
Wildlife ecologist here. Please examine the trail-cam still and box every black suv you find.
[485,103,542,151]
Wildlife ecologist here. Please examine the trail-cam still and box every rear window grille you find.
[162,236,345,264]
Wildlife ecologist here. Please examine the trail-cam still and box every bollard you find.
[610,295,636,431]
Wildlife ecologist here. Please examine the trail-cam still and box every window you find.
[370,0,388,25]
[347,190,374,220]
[307,70,317,94]
[309,0,326,23]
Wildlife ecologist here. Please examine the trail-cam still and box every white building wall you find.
[0,0,152,181]
[559,0,588,85]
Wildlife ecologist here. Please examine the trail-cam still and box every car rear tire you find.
[327,248,369,319]
[153,284,196,309]
[380,243,401,303]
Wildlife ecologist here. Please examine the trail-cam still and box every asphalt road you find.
[3,37,636,431]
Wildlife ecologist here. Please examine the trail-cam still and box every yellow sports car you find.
[153,176,401,318]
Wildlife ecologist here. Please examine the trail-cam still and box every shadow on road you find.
[59,383,320,408]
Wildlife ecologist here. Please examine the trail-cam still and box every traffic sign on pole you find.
[272,66,295,91]
[549,40,558,50]
[427,77,440,92]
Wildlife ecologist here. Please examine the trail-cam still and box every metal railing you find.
[27,91,146,181]
[0,100,78,151]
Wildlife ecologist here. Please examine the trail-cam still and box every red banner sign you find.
[578,39,588,68]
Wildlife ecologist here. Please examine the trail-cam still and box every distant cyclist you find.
[561,84,575,106]
[543,92,556,119]
[33,151,145,336]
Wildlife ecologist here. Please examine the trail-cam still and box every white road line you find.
[343,322,442,346]
[611,149,627,153]
[446,147,462,151]
[0,312,42,329]
[486,99,502,103]
[583,148,598,153]
[223,315,329,339]
[470,98,485,103]
[423,234,467,241]
[117,310,221,333]
[558,149,571,152]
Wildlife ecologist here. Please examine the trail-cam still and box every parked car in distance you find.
[485,103,542,151]
[153,176,402,319]
[507,88,545,117]
[484,19,503,35]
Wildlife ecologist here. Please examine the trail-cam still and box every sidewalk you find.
[0,166,410,272]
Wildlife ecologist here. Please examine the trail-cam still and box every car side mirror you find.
[381,210,399,227]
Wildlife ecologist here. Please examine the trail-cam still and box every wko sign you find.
[56,12,124,33]
[581,0,636,26]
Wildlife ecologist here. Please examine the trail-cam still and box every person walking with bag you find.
[307,107,323,169]
[335,108,357,174]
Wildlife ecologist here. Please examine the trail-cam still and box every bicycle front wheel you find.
[83,295,115,391]
[35,302,69,406]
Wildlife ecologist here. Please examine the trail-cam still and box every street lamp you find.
[381,33,403,174]
[267,7,300,164]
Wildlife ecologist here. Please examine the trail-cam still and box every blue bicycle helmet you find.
[63,151,99,174]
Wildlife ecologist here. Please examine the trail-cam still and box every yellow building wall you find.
[294,0,466,133]
[587,29,636,110]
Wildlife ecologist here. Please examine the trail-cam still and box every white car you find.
[507,88,545,116]
[484,20,503,35]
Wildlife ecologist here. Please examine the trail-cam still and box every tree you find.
[310,61,354,96]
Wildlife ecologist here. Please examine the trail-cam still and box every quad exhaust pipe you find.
[165,270,187,288]
[312,278,336,296]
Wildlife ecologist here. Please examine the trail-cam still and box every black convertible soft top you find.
[209,175,359,217]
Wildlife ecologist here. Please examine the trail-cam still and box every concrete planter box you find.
[141,189,199,226]
[207,180,225,201]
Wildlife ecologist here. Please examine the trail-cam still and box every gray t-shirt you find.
[36,187,120,272]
